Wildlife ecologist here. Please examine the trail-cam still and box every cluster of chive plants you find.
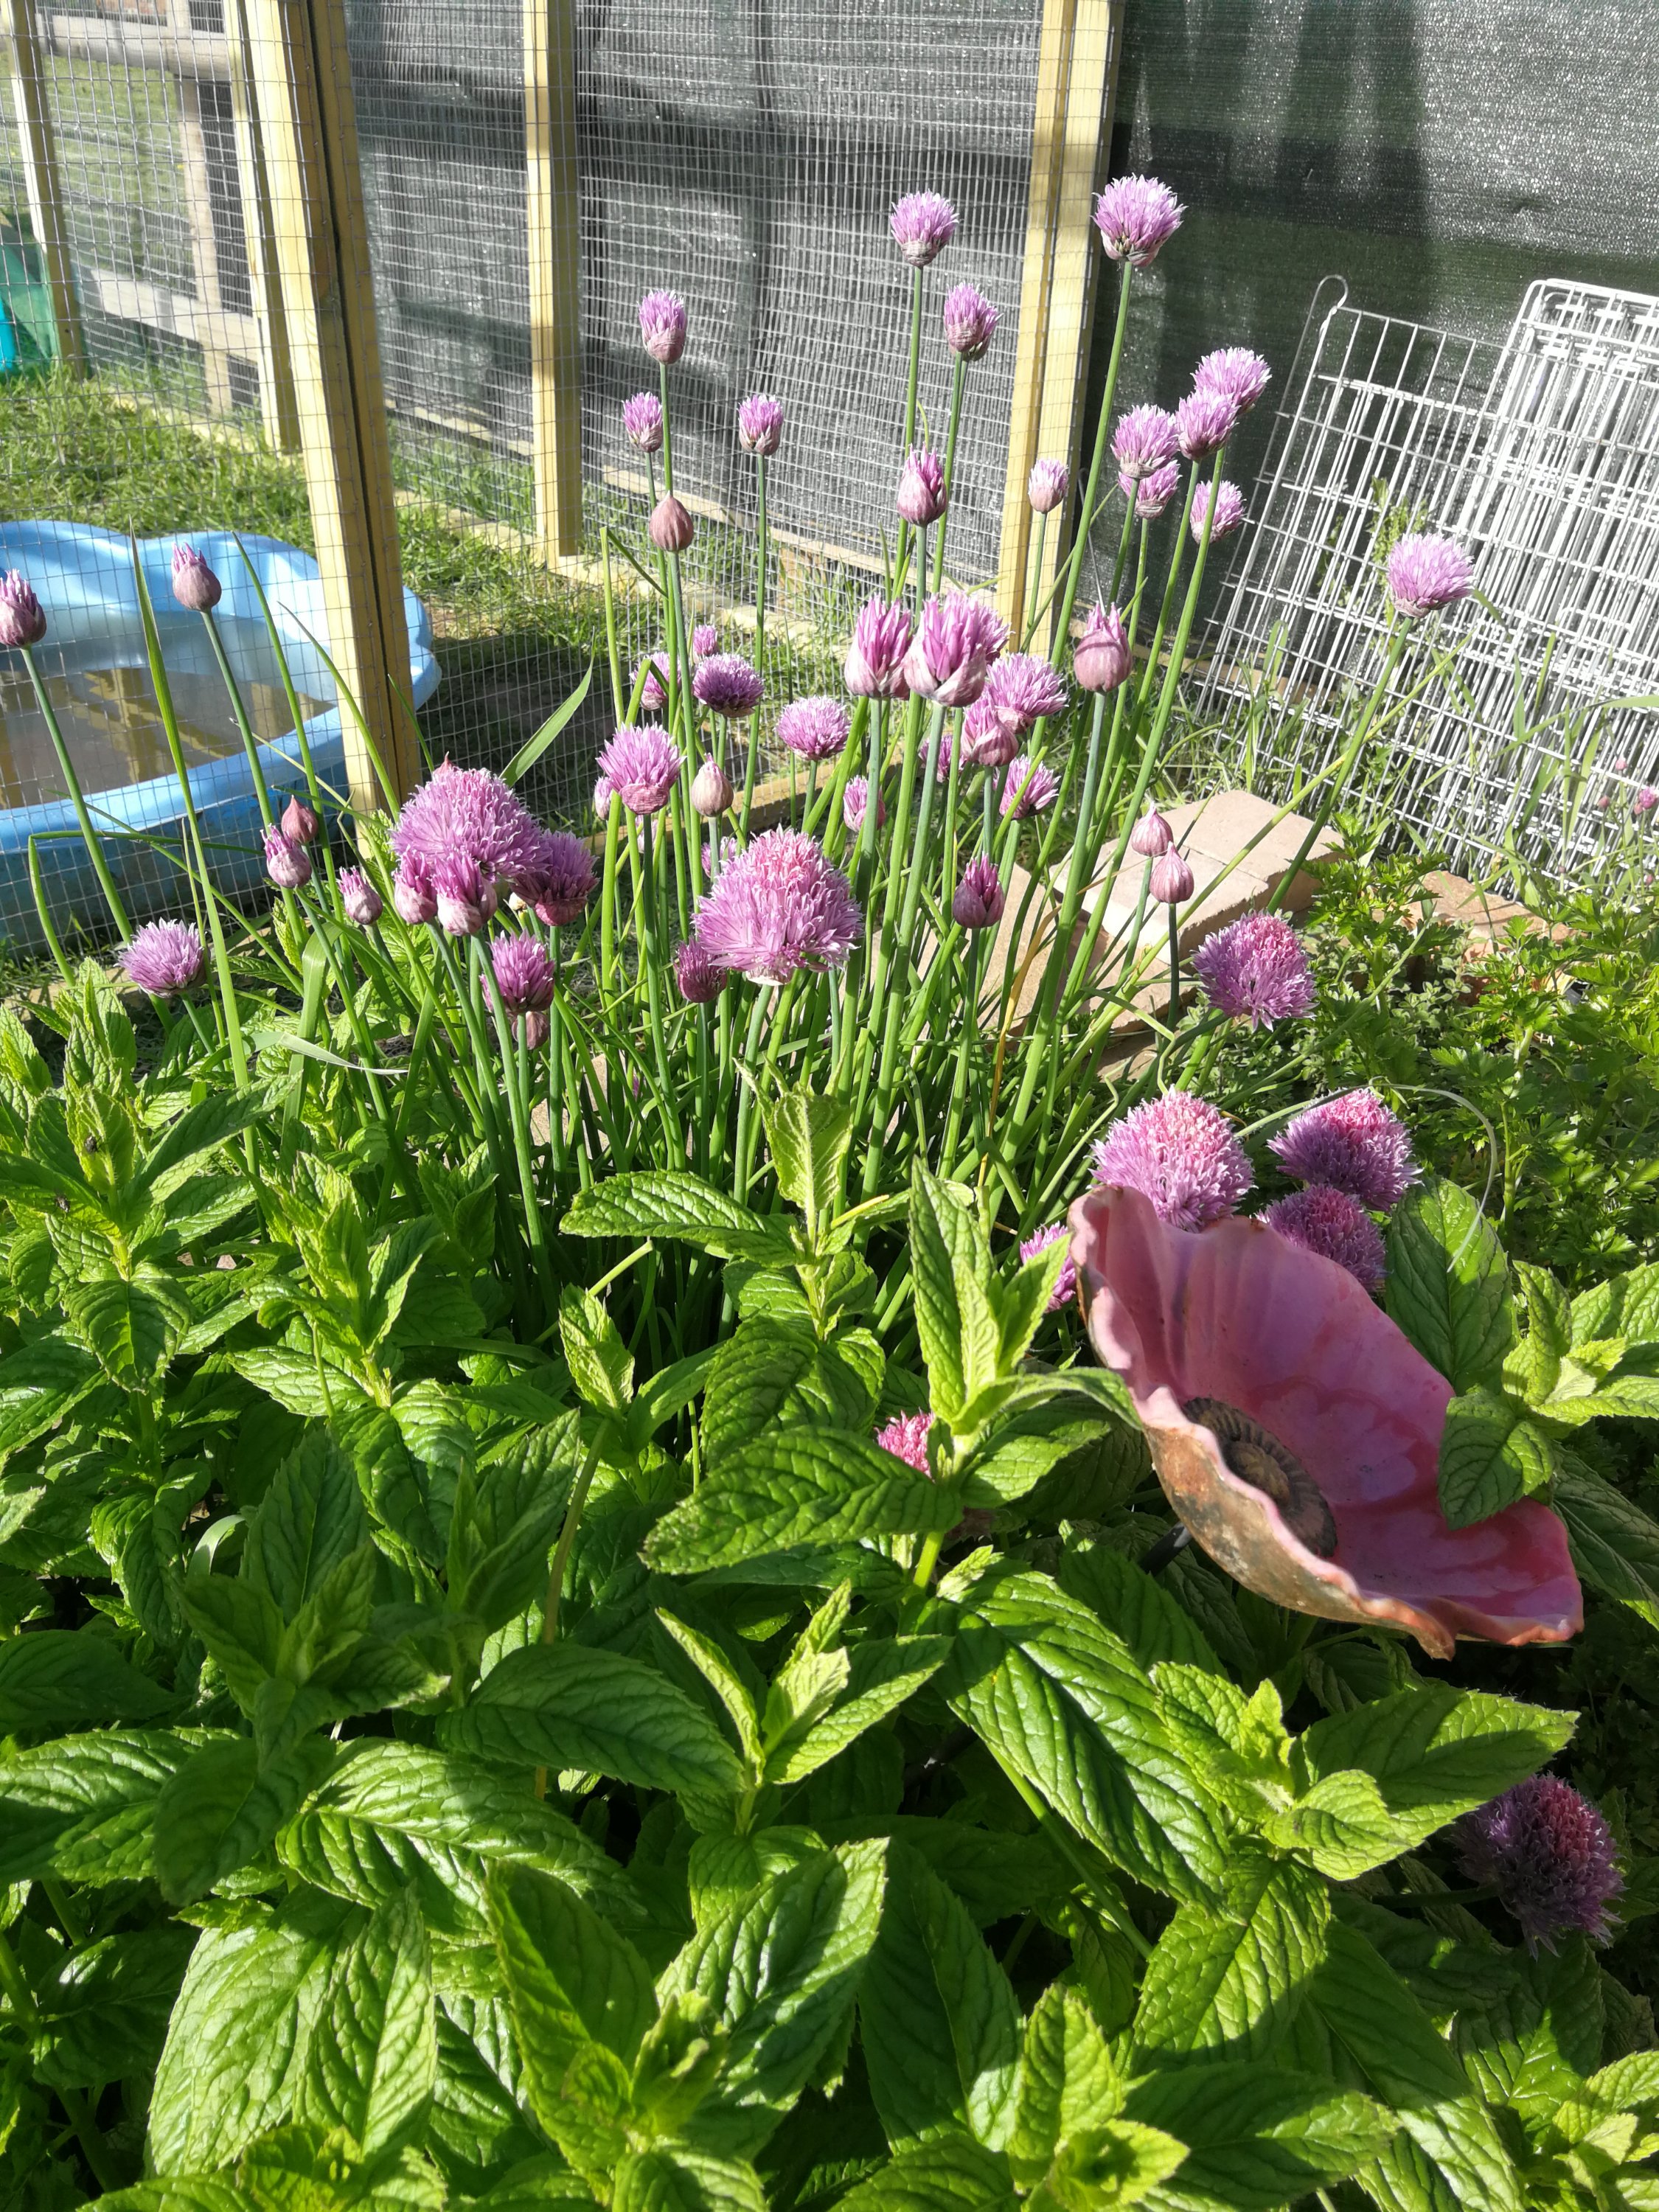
[0,173,1493,1346]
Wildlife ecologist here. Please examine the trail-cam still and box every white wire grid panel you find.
[1197,276,1659,885]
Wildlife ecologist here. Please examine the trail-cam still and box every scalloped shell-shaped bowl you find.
[1069,1184,1581,1658]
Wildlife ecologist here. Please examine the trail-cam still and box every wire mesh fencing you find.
[1195,276,1659,888]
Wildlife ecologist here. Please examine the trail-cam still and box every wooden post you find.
[176,76,238,415]
[4,0,83,374]
[996,0,1123,638]
[227,0,300,451]
[243,0,417,810]
[524,0,582,561]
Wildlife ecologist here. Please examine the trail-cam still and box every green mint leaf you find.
[1554,1452,1659,1628]
[296,1889,437,2157]
[612,2143,768,2212]
[562,1172,794,1264]
[1306,1921,1523,2212]
[1509,1261,1571,1403]
[765,1634,949,1787]
[644,1430,960,1575]
[243,1427,370,1619]
[0,1729,205,1887]
[657,1609,765,1775]
[701,1320,881,1467]
[940,1568,1227,1902]
[1385,1175,1516,1391]
[857,1841,1021,2151]
[63,1272,192,1390]
[152,1736,333,1905]
[0,1334,102,1455]
[560,1286,635,1413]
[1298,1681,1573,1853]
[908,1166,997,1428]
[446,1413,582,1632]
[659,1840,886,2159]
[0,1629,171,1733]
[1121,2059,1392,2211]
[446,1643,745,1799]
[1133,1846,1329,2065]
[836,2135,1016,2211]
[1009,1982,1121,2186]
[276,1739,641,1941]
[181,1576,285,1713]
[147,1909,339,2174]
[29,1923,195,2093]
[1571,1261,1659,1350]
[1437,1386,1554,1527]
[1060,1545,1224,1677]
[1028,2121,1188,2212]
[760,1085,853,1238]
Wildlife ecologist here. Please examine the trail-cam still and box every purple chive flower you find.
[263,825,311,890]
[393,860,437,926]
[930,724,964,785]
[1131,462,1180,519]
[693,653,764,720]
[171,543,221,613]
[649,495,695,553]
[1091,1089,1253,1231]
[338,869,382,927]
[897,447,948,528]
[1386,533,1474,618]
[737,392,784,456]
[960,697,1010,769]
[690,757,734,818]
[692,623,720,660]
[952,856,1005,932]
[675,937,727,1004]
[1192,912,1315,1027]
[433,855,491,936]
[1000,756,1060,819]
[0,571,46,649]
[622,390,664,453]
[1074,602,1131,693]
[693,827,860,985]
[1093,175,1184,266]
[635,651,671,714]
[843,776,885,834]
[876,1409,934,1471]
[1456,1776,1623,1952]
[1113,404,1180,484]
[1192,480,1247,543]
[1177,385,1239,460]
[119,919,203,997]
[493,933,557,1020]
[1020,1220,1078,1313]
[1193,347,1272,416]
[1028,459,1070,514]
[1636,787,1659,818]
[392,759,545,890]
[777,695,851,762]
[1270,1088,1418,1213]
[639,289,686,365]
[521,827,597,928]
[281,793,319,846]
[844,597,913,699]
[982,653,1068,743]
[1150,849,1194,905]
[1130,807,1172,858]
[902,594,1009,709]
[1261,1186,1386,1294]
[597,726,683,816]
[594,776,615,821]
[943,283,998,360]
[890,191,956,268]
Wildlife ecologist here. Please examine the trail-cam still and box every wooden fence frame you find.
[4,0,83,372]
[996,0,1124,640]
[243,0,417,810]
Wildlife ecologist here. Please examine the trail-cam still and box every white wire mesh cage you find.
[1196,276,1659,886]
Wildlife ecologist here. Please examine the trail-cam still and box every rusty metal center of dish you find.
[1181,1396,1339,1559]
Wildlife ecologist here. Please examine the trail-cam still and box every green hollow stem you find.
[1046,262,1135,660]
[892,266,925,586]
[201,608,274,832]
[532,1438,604,1796]
[931,355,969,594]
[20,643,131,939]
[480,955,556,1324]
[861,700,948,1195]
[431,927,530,1317]
[1166,897,1182,1023]
[731,983,774,1205]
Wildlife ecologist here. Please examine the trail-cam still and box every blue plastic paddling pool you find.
[0,523,438,956]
